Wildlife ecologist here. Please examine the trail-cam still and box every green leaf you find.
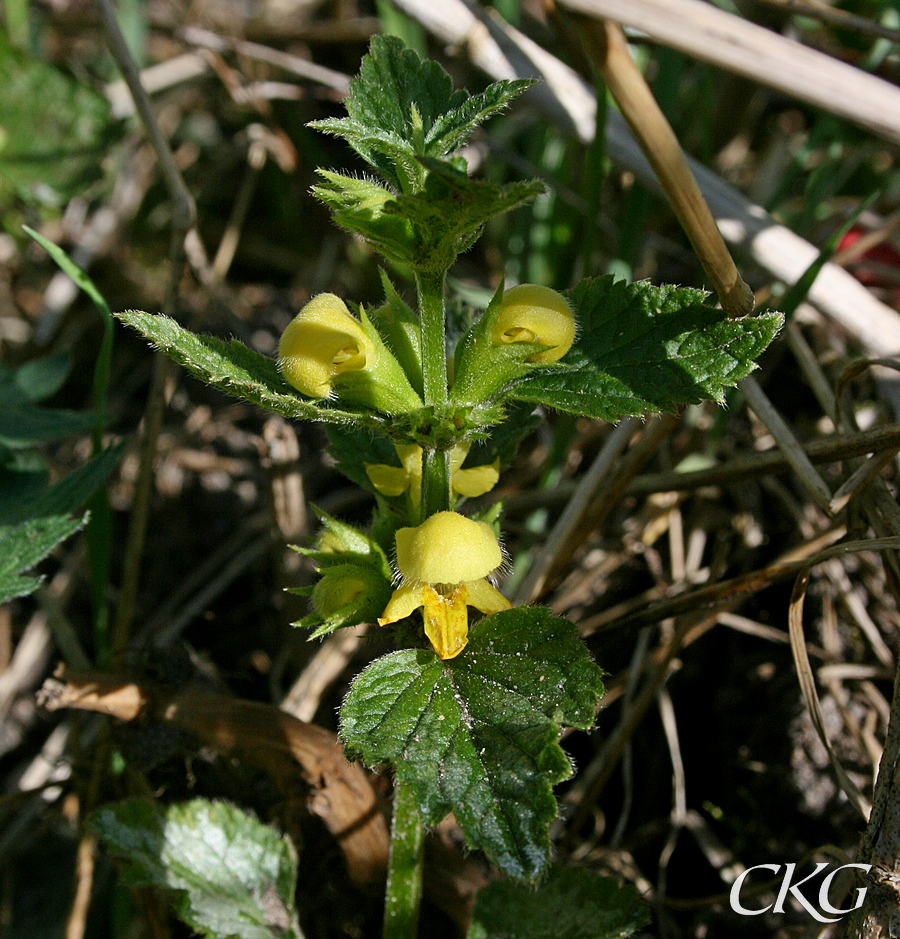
[23,226,113,318]
[0,513,86,603]
[425,79,536,158]
[468,865,650,939]
[509,277,782,420]
[5,352,72,402]
[116,311,388,430]
[0,403,95,447]
[311,38,534,191]
[387,159,544,271]
[341,607,605,879]
[312,170,418,267]
[90,798,301,939]
[310,35,464,187]
[0,32,114,205]
[0,443,124,525]
[310,118,423,192]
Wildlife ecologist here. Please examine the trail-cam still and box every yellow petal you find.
[377,582,425,627]
[397,444,423,507]
[448,441,471,474]
[465,578,512,615]
[452,459,501,498]
[364,463,412,497]
[394,511,503,584]
[491,284,576,364]
[278,294,376,398]
[421,583,469,659]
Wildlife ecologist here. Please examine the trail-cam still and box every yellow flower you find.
[491,284,576,363]
[279,293,375,398]
[377,511,511,660]
[364,441,500,506]
[278,293,422,412]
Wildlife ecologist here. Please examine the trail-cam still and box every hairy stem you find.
[383,779,425,939]
[417,270,447,407]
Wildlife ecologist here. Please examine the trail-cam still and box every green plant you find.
[109,35,781,938]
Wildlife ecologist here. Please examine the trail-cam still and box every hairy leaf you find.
[388,159,544,271]
[468,865,650,939]
[341,607,604,879]
[91,799,301,939]
[425,79,536,157]
[510,277,782,420]
[310,35,464,187]
[116,311,387,430]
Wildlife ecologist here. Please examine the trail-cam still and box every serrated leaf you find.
[387,160,544,271]
[116,311,387,430]
[312,170,418,267]
[310,119,423,192]
[425,79,536,157]
[510,277,782,420]
[90,799,301,939]
[312,35,465,187]
[468,865,650,939]
[341,607,604,879]
[0,513,86,603]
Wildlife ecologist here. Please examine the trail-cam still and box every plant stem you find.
[416,270,452,519]
[420,447,451,521]
[383,779,425,939]
[416,270,447,407]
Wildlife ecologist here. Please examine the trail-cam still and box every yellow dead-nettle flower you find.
[364,441,500,506]
[491,284,576,364]
[378,511,511,660]
[278,293,376,398]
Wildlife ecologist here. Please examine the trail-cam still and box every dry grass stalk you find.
[558,0,900,146]
[574,17,753,317]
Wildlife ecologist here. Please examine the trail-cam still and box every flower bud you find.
[491,284,576,363]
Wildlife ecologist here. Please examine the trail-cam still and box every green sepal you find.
[341,606,605,879]
[332,305,423,413]
[509,277,783,420]
[371,270,423,398]
[291,507,392,578]
[116,311,389,430]
[297,562,393,640]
